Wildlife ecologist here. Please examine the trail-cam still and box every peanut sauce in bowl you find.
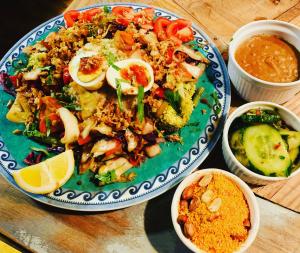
[228,20,300,104]
[235,35,299,83]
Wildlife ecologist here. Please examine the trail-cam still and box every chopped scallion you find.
[137,86,144,122]
[116,78,123,111]
[107,52,120,70]
[45,118,51,137]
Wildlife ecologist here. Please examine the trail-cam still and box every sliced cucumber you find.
[279,129,300,150]
[243,124,291,177]
[233,149,250,167]
[230,129,249,167]
[230,129,244,150]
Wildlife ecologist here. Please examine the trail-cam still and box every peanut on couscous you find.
[178,173,250,253]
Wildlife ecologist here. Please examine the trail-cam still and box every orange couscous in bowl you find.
[171,169,260,253]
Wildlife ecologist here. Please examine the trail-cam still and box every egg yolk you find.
[120,64,149,86]
[78,55,103,82]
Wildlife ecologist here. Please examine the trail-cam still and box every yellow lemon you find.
[46,149,74,187]
[12,162,56,194]
[12,150,74,194]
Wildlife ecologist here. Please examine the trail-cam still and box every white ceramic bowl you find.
[228,20,300,104]
[171,168,260,253]
[222,101,300,185]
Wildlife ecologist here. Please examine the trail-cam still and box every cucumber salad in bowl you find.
[229,107,300,178]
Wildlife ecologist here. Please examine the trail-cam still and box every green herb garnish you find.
[95,170,117,185]
[62,103,81,111]
[116,79,123,111]
[23,123,59,145]
[137,85,144,122]
[86,24,98,37]
[103,5,110,13]
[165,89,181,114]
[279,155,285,160]
[51,86,81,111]
[45,118,51,137]
[241,110,281,124]
[30,147,50,156]
[46,73,54,85]
[107,52,120,71]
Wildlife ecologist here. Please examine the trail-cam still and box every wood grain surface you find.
[1,1,300,252]
[1,167,300,253]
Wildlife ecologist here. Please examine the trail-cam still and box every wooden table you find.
[1,1,300,252]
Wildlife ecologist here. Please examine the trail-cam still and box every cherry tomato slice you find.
[64,10,80,27]
[166,19,194,44]
[80,8,102,22]
[153,17,171,41]
[176,26,194,43]
[112,6,134,26]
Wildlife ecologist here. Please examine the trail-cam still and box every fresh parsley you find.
[137,85,144,122]
[95,170,117,185]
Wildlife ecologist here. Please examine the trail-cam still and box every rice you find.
[178,173,250,253]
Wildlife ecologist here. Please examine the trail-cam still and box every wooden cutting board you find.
[68,0,300,212]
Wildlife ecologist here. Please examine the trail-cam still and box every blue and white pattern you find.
[0,3,231,211]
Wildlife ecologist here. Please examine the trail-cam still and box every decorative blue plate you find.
[0,3,230,211]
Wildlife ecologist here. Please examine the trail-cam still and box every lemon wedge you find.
[12,150,74,194]
[46,149,74,186]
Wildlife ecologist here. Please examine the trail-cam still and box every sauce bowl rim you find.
[229,20,300,87]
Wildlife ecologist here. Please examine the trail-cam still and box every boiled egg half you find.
[69,44,108,90]
[106,59,154,95]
